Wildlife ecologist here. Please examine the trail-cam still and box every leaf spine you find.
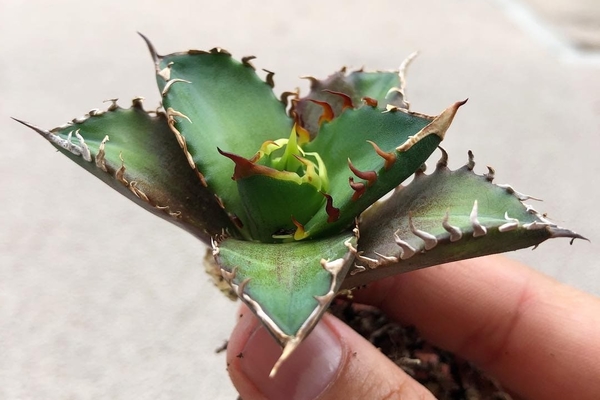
[323,193,340,223]
[262,69,275,88]
[367,140,396,170]
[161,78,192,97]
[442,210,463,241]
[436,147,449,169]
[362,97,378,107]
[322,89,354,110]
[348,159,377,186]
[307,99,334,125]
[469,200,487,237]
[349,177,366,201]
[408,214,438,250]
[393,230,418,259]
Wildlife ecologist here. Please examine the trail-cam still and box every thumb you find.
[227,305,434,400]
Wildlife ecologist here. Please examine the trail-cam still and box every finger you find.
[227,304,436,400]
[351,255,600,400]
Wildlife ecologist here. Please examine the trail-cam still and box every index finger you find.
[351,255,600,400]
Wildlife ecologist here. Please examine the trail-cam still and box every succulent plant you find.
[15,35,585,376]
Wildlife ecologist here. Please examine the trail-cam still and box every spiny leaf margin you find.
[342,149,586,289]
[15,98,236,243]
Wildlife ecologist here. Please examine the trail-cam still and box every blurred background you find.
[1,0,598,398]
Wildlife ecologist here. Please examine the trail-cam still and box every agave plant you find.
[15,35,584,375]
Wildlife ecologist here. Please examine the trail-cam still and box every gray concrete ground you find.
[1,0,599,398]
[521,0,600,51]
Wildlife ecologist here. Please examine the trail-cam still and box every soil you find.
[328,299,514,400]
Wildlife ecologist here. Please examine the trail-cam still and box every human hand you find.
[226,256,600,400]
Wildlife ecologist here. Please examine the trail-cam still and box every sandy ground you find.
[1,0,599,398]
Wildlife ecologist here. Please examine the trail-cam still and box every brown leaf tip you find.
[217,148,257,180]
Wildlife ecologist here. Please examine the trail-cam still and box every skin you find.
[227,256,600,400]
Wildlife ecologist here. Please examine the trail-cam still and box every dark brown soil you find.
[329,299,514,400]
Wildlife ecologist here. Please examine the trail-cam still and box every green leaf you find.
[303,101,465,238]
[15,101,236,243]
[294,67,411,136]
[235,174,325,242]
[215,125,329,242]
[342,150,586,289]
[150,45,293,239]
[214,231,356,374]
